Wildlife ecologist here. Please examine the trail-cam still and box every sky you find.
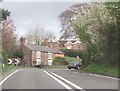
[1,2,82,39]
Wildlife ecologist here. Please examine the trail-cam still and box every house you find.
[20,37,64,66]
[42,38,60,49]
[42,38,85,50]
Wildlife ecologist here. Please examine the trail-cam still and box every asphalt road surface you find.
[1,68,119,90]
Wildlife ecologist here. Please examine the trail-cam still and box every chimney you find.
[20,36,27,45]
[44,38,48,46]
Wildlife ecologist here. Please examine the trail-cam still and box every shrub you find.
[53,57,68,66]
[60,49,82,57]
[2,49,9,63]
[13,49,24,59]
[64,56,78,63]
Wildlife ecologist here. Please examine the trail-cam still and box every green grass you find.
[2,64,18,74]
[80,64,118,78]
[2,64,37,76]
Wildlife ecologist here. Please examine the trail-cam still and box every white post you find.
[2,63,5,68]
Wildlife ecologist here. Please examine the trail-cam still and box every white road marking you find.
[0,70,19,86]
[51,72,83,89]
[88,73,119,80]
[44,70,72,89]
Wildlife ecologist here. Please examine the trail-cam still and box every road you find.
[1,68,119,90]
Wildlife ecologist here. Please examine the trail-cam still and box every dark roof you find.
[25,44,63,54]
[71,40,77,43]
[58,40,67,47]
[58,40,77,47]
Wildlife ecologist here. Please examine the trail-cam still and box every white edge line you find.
[0,70,19,86]
[44,70,72,89]
[51,72,83,89]
[72,71,119,80]
[88,73,119,80]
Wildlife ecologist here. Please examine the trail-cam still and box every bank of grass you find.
[2,64,18,73]
[80,64,119,78]
[2,64,37,75]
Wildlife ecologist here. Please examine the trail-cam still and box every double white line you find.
[44,70,83,90]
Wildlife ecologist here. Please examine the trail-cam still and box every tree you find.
[59,3,118,67]
[105,2,120,30]
[104,2,119,67]
[1,9,16,60]
[59,10,77,39]
[2,19,16,52]
[25,26,55,45]
[1,9,10,21]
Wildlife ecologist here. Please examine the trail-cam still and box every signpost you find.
[8,59,13,64]
[8,59,19,66]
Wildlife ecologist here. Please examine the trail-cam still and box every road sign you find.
[14,59,19,64]
[8,59,12,64]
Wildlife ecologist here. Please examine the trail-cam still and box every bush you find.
[60,49,82,57]
[2,49,9,63]
[13,49,24,59]
[64,56,78,63]
[53,57,68,66]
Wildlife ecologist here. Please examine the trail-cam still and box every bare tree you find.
[59,3,91,39]
[2,18,16,52]
[25,26,54,45]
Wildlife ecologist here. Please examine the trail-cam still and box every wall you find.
[65,44,73,49]
[41,52,48,65]
[52,42,59,49]
[22,45,31,66]
[31,51,36,66]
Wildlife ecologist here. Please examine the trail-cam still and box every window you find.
[48,53,52,59]
[67,45,71,49]
[48,60,52,65]
[36,51,41,58]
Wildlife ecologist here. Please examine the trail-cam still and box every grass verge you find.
[80,64,119,78]
[1,64,37,76]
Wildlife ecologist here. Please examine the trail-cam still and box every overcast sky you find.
[1,2,81,39]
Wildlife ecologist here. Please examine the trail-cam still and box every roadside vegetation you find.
[2,64,18,74]
[2,63,37,76]
[59,2,119,78]
[53,56,79,66]
[64,56,78,63]
[1,3,119,78]
[80,64,118,78]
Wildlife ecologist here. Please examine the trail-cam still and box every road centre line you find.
[44,70,72,89]
[51,72,83,90]
[0,70,19,86]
